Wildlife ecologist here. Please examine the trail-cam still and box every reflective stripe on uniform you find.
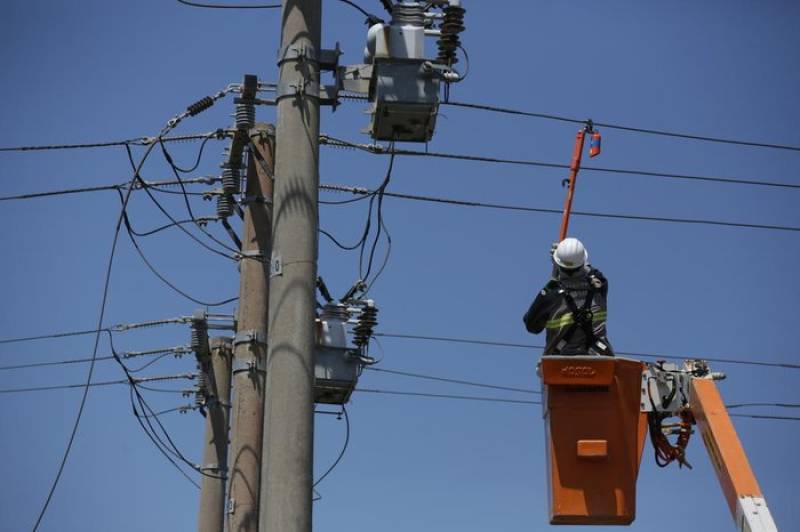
[545,310,607,330]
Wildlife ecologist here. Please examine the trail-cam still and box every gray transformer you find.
[368,59,440,142]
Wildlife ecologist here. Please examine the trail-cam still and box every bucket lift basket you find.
[540,356,648,525]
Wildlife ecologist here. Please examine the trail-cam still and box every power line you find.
[355,387,542,405]
[320,184,800,234]
[0,374,195,395]
[372,332,800,370]
[726,402,800,410]
[730,414,800,421]
[364,366,541,395]
[30,129,166,531]
[0,346,192,372]
[0,317,190,346]
[355,388,800,421]
[0,177,218,203]
[0,131,226,153]
[442,101,800,153]
[321,135,800,190]
[177,0,279,7]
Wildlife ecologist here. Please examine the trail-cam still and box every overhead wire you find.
[0,131,225,153]
[372,332,800,370]
[320,184,800,234]
[364,366,541,395]
[441,100,800,153]
[0,374,195,395]
[176,0,279,8]
[320,135,800,190]
[0,176,218,203]
[29,124,167,531]
[355,388,800,421]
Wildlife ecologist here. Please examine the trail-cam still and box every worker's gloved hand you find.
[550,241,559,259]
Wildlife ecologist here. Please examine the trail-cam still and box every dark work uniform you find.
[523,266,613,356]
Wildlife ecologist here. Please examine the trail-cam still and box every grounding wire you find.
[442,101,800,153]
[320,184,800,234]
[313,405,350,488]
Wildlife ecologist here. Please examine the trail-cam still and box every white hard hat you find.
[553,238,588,269]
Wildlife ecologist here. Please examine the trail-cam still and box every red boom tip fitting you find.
[589,131,602,158]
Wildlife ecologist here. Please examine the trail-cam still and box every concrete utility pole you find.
[259,1,321,531]
[197,336,233,532]
[227,125,274,532]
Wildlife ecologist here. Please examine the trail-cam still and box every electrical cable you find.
[320,183,800,234]
[119,192,238,307]
[0,132,224,153]
[725,402,800,409]
[123,147,238,262]
[360,147,395,283]
[0,319,189,347]
[313,405,350,488]
[372,332,800,370]
[157,139,243,256]
[0,177,218,203]
[355,388,800,422]
[0,347,191,372]
[364,366,541,394]
[30,99,232,526]
[441,100,800,153]
[321,135,800,190]
[355,387,542,405]
[0,374,194,395]
[176,0,279,8]
[30,129,164,531]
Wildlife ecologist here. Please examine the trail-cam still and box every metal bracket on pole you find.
[238,249,266,262]
[234,329,267,347]
[232,358,266,375]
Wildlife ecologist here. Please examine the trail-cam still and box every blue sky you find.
[1,1,798,530]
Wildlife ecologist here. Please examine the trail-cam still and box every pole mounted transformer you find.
[341,1,467,142]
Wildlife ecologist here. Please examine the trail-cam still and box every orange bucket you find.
[540,356,648,525]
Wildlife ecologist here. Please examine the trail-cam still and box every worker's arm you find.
[523,280,560,334]
[590,267,609,299]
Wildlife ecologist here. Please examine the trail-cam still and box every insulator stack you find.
[216,193,234,218]
[235,102,255,131]
[391,2,425,26]
[194,376,207,409]
[352,305,379,348]
[436,4,465,66]
[191,320,209,357]
[221,165,241,195]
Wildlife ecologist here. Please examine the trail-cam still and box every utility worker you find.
[523,238,613,356]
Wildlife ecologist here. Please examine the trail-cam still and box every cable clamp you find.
[237,249,266,261]
[240,195,272,206]
[200,463,228,475]
[232,357,266,375]
[278,43,318,65]
[234,329,267,347]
